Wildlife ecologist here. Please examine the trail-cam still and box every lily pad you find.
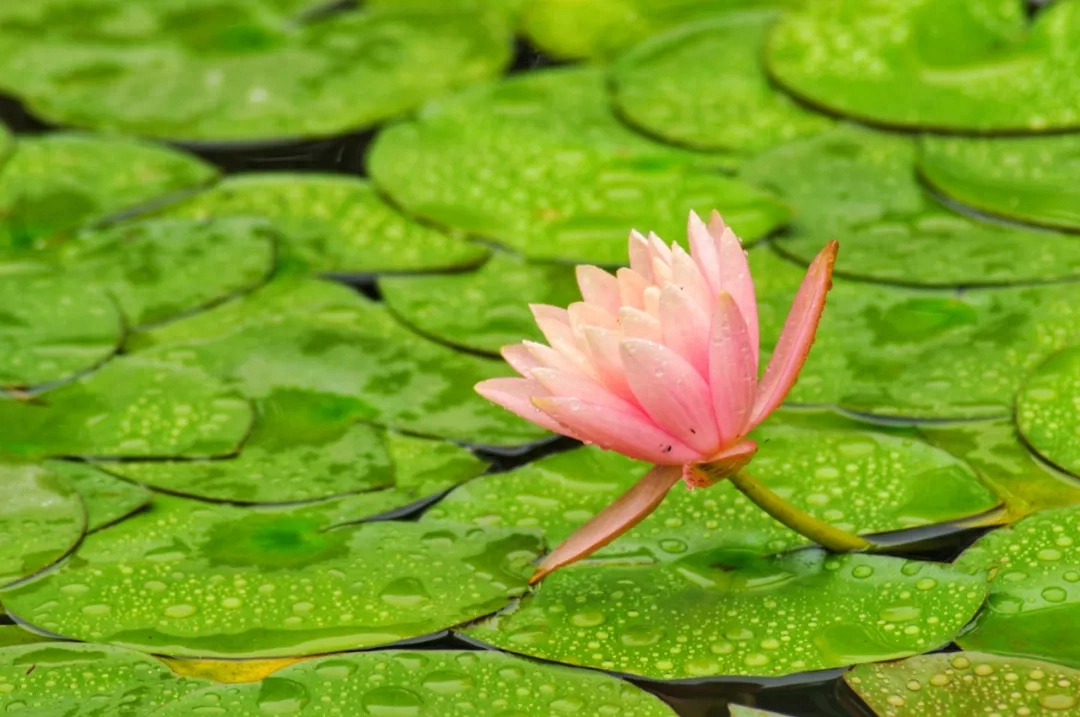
[742,124,1080,287]
[163,655,303,684]
[0,133,217,261]
[0,496,541,658]
[0,357,253,459]
[47,460,152,532]
[920,134,1080,232]
[427,415,1000,560]
[0,625,51,649]
[57,217,277,328]
[0,462,86,588]
[0,123,10,168]
[1017,346,1080,476]
[130,278,548,446]
[0,273,122,390]
[368,67,787,265]
[380,252,580,354]
[0,642,209,715]
[845,652,1080,716]
[463,550,987,680]
[767,0,1080,132]
[955,504,1080,668]
[611,14,833,154]
[161,174,488,274]
[156,650,676,717]
[0,3,511,143]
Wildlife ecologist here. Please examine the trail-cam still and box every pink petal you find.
[531,367,627,409]
[651,257,673,285]
[524,340,589,377]
[688,210,721,294]
[530,464,682,584]
[532,396,698,464]
[619,338,719,455]
[647,232,673,269]
[582,327,635,402]
[618,307,662,343]
[475,377,565,435]
[642,286,661,318]
[529,305,593,375]
[711,211,759,369]
[576,265,621,315]
[750,240,838,428]
[683,439,758,489]
[568,302,617,340]
[709,291,758,446]
[628,230,654,281]
[501,344,541,377]
[658,283,710,379]
[670,243,713,317]
[616,268,650,310]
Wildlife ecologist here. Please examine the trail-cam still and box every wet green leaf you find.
[464,550,987,679]
[131,278,548,446]
[1017,346,1080,477]
[0,462,85,588]
[0,133,217,262]
[156,649,677,717]
[611,14,833,154]
[0,357,253,459]
[163,655,304,684]
[767,0,1080,132]
[380,252,580,354]
[0,123,11,169]
[1,496,541,658]
[427,415,1000,560]
[162,174,488,275]
[0,625,50,649]
[368,67,786,265]
[845,651,1080,716]
[0,273,122,390]
[742,125,1080,287]
[0,642,209,715]
[955,504,1080,668]
[47,460,152,532]
[58,217,276,328]
[920,134,1080,232]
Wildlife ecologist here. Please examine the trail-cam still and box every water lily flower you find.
[476,210,851,583]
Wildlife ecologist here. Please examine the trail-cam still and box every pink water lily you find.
[476,210,838,582]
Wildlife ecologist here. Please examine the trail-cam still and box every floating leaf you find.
[155,650,677,717]
[163,656,304,684]
[380,252,580,354]
[47,460,152,532]
[1,495,541,658]
[845,651,1080,716]
[162,174,488,274]
[369,67,786,265]
[611,14,833,154]
[955,505,1080,668]
[0,273,122,390]
[58,217,277,328]
[767,0,1080,132]
[0,642,208,715]
[1017,346,1080,476]
[920,134,1080,232]
[0,133,217,261]
[464,550,987,679]
[742,124,1080,287]
[0,357,253,459]
[0,625,50,649]
[0,123,11,168]
[0,462,85,588]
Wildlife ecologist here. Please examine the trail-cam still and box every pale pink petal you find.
[531,367,627,409]
[575,265,621,315]
[651,257,672,286]
[670,243,713,317]
[475,377,566,435]
[682,439,758,489]
[530,464,682,584]
[709,291,758,446]
[501,344,541,377]
[532,396,698,464]
[582,327,635,402]
[711,211,759,368]
[524,340,589,377]
[647,232,673,270]
[618,307,662,343]
[620,338,719,455]
[529,305,594,375]
[642,286,660,319]
[628,230,653,281]
[658,284,709,379]
[688,210,721,294]
[616,268,650,310]
[750,240,838,428]
[567,302,617,340]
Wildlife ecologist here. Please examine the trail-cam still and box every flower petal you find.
[531,367,626,409]
[711,210,759,369]
[616,268,650,310]
[683,439,758,489]
[576,265,621,315]
[530,464,682,584]
[628,230,654,281]
[618,306,662,343]
[529,305,593,374]
[524,340,589,377]
[688,210,721,294]
[501,343,541,377]
[568,301,617,339]
[475,377,565,435]
[751,240,838,428]
[709,291,758,446]
[658,283,710,379]
[582,327,635,402]
[671,243,713,317]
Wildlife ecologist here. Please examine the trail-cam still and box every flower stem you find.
[727,469,873,552]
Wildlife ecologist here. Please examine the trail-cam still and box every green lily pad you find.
[368,67,787,265]
[380,252,580,355]
[845,652,1080,716]
[0,133,217,262]
[1,496,541,658]
[47,460,152,532]
[767,0,1080,132]
[920,134,1080,232]
[162,174,487,275]
[0,642,209,715]
[0,462,86,588]
[0,124,11,168]
[57,217,277,328]
[1017,346,1080,476]
[0,357,253,459]
[464,550,987,679]
[742,124,1080,287]
[427,415,1000,560]
[611,14,833,154]
[0,625,51,649]
[0,273,122,390]
[130,278,548,446]
[155,650,677,717]
[1,3,511,143]
[955,504,1080,668]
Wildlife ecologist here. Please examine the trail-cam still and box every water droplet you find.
[81,604,111,616]
[658,539,687,554]
[929,673,950,686]
[421,670,473,695]
[361,686,423,716]
[379,578,431,608]
[221,597,242,609]
[1040,694,1078,711]
[743,653,769,667]
[851,565,873,579]
[570,611,605,628]
[60,584,89,596]
[886,695,905,707]
[973,664,994,676]
[1037,548,1063,561]
[164,604,197,619]
[950,656,970,670]
[313,660,355,679]
[257,678,309,715]
[1042,587,1067,603]
[915,578,937,591]
[1025,680,1043,692]
[906,679,921,691]
[880,605,921,623]
[619,626,662,646]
